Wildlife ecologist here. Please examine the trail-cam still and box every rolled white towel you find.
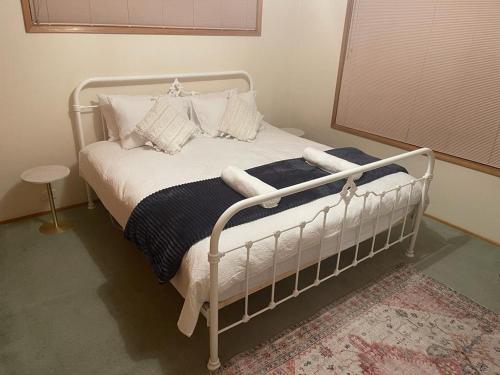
[303,147,363,180]
[221,166,280,208]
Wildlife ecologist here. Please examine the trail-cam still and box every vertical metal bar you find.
[293,223,306,297]
[385,186,401,247]
[269,231,281,308]
[334,200,350,276]
[353,192,369,265]
[72,102,95,210]
[400,182,415,240]
[370,193,385,256]
[315,208,329,284]
[243,242,252,322]
[407,175,432,258]
[207,247,222,371]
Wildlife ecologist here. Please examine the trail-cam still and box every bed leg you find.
[406,234,417,258]
[86,183,95,209]
[207,252,221,372]
[207,322,220,371]
[406,174,431,258]
[207,304,221,371]
[406,204,423,258]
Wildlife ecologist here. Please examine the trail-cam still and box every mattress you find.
[80,123,421,336]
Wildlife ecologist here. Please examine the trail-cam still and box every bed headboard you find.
[72,70,253,153]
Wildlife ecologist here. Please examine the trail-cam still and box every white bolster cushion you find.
[303,147,363,180]
[221,166,280,209]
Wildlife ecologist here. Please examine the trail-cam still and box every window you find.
[332,0,500,176]
[21,0,262,36]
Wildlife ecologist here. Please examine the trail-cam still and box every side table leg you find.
[47,183,59,228]
[39,183,72,235]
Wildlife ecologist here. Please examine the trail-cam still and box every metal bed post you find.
[406,155,434,257]
[72,92,95,209]
[207,225,224,371]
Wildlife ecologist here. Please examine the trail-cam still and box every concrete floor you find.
[0,204,498,375]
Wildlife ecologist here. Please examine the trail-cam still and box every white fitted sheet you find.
[80,123,421,336]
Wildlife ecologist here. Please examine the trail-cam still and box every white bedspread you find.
[80,123,421,336]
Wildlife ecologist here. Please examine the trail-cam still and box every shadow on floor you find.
[68,203,471,374]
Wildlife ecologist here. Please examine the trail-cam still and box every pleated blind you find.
[24,0,260,34]
[334,0,500,172]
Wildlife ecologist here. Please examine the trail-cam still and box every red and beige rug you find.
[218,266,499,374]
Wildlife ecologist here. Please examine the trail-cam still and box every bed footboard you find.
[206,147,434,371]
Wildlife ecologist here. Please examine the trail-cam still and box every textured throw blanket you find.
[124,147,407,282]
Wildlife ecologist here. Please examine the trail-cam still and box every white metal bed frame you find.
[72,71,435,371]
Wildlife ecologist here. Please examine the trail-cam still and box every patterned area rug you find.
[217,265,499,374]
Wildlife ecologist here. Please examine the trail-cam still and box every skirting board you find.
[0,201,95,225]
[423,213,499,247]
[1,200,498,247]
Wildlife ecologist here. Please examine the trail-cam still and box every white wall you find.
[1,0,498,243]
[286,0,500,243]
[0,0,296,221]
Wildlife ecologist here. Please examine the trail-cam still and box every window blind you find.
[27,0,259,31]
[334,0,500,172]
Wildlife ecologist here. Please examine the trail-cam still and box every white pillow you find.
[218,93,263,141]
[190,90,234,137]
[97,95,120,141]
[109,95,190,149]
[190,90,258,137]
[135,100,198,154]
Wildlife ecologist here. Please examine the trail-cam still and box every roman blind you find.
[334,0,500,173]
[23,0,261,35]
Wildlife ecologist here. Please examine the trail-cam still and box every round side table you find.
[21,165,72,235]
[281,127,305,137]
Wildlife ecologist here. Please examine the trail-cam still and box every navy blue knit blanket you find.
[124,147,407,282]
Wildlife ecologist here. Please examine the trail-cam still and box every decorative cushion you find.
[134,100,198,154]
[218,93,263,141]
